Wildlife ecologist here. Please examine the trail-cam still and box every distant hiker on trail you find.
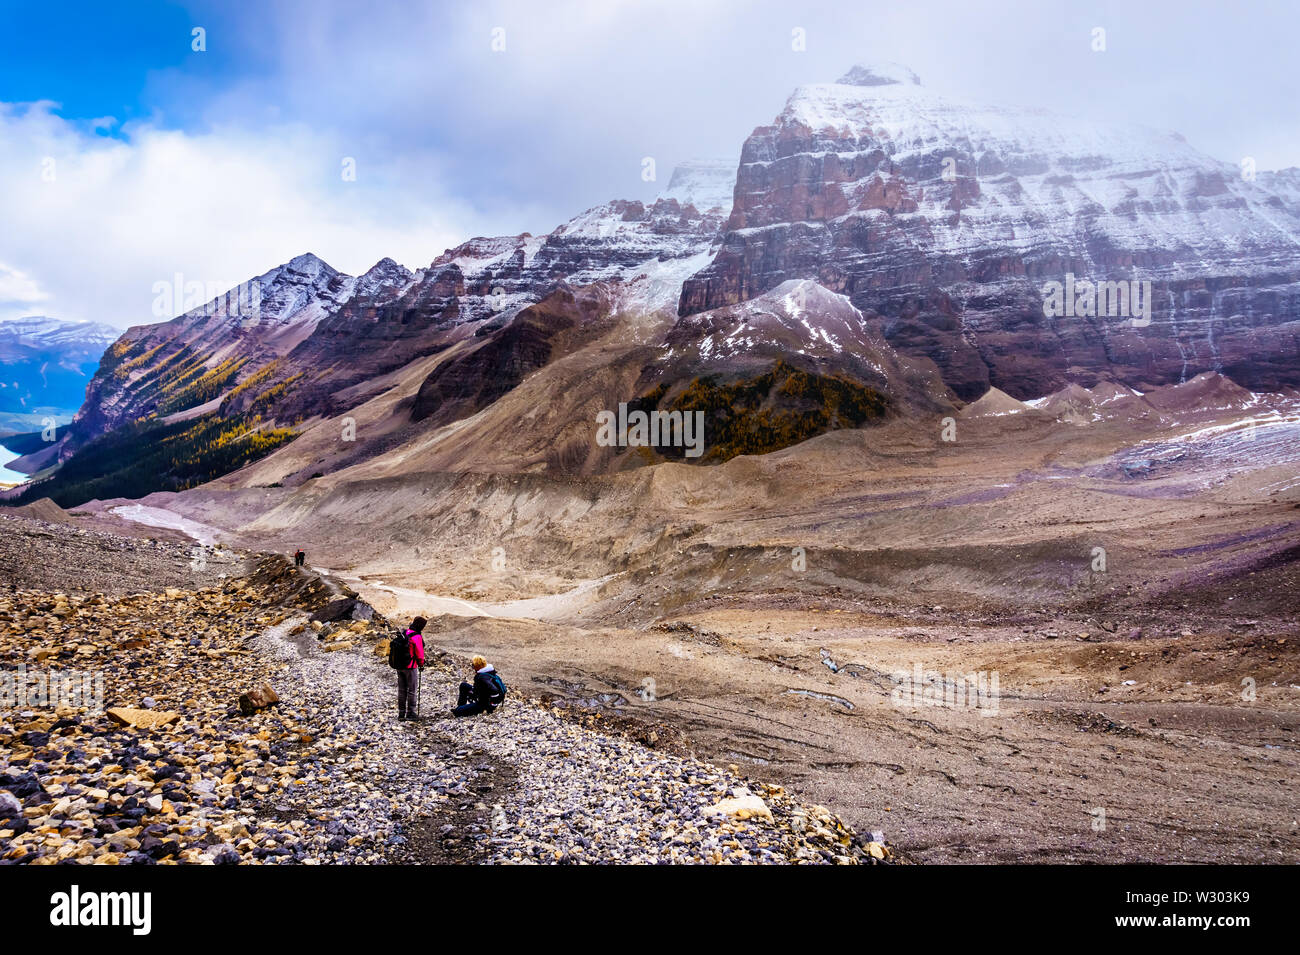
[294,549,305,568]
[452,655,507,717]
[390,616,426,721]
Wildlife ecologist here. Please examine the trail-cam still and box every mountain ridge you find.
[13,65,1300,505]
[679,62,1300,399]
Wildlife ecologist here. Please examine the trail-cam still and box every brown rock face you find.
[681,65,1300,399]
[410,285,616,426]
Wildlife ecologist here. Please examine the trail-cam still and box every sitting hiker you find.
[452,655,506,717]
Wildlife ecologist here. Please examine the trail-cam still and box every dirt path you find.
[325,573,498,619]
[334,571,617,623]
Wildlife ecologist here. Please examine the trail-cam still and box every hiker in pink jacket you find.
[396,616,426,720]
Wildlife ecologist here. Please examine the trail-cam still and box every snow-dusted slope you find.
[681,63,1300,398]
[70,252,371,440]
[430,161,735,320]
[758,65,1300,266]
[1026,381,1157,426]
[665,279,878,364]
[157,253,367,356]
[658,278,953,413]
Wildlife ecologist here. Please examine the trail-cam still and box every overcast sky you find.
[2,0,1299,329]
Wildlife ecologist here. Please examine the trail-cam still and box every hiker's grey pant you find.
[397,668,421,717]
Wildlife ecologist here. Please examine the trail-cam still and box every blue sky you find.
[3,0,1300,329]
[2,3,195,123]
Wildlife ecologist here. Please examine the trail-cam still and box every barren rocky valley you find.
[16,370,1292,865]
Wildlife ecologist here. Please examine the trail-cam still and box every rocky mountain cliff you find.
[679,63,1300,399]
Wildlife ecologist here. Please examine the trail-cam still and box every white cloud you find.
[0,101,480,328]
[0,261,49,317]
[7,0,1300,331]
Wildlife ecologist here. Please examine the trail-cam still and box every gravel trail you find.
[257,610,880,864]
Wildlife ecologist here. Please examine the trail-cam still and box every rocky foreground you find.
[0,517,886,864]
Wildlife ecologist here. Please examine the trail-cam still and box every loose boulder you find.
[238,683,280,716]
[702,788,774,823]
[310,598,357,623]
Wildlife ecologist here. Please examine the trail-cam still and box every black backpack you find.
[388,631,412,670]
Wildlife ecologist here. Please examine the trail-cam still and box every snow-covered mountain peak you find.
[769,279,860,316]
[144,251,356,339]
[781,68,1203,170]
[683,67,1300,398]
[356,257,415,294]
[358,254,413,283]
[665,279,873,365]
[283,252,335,277]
